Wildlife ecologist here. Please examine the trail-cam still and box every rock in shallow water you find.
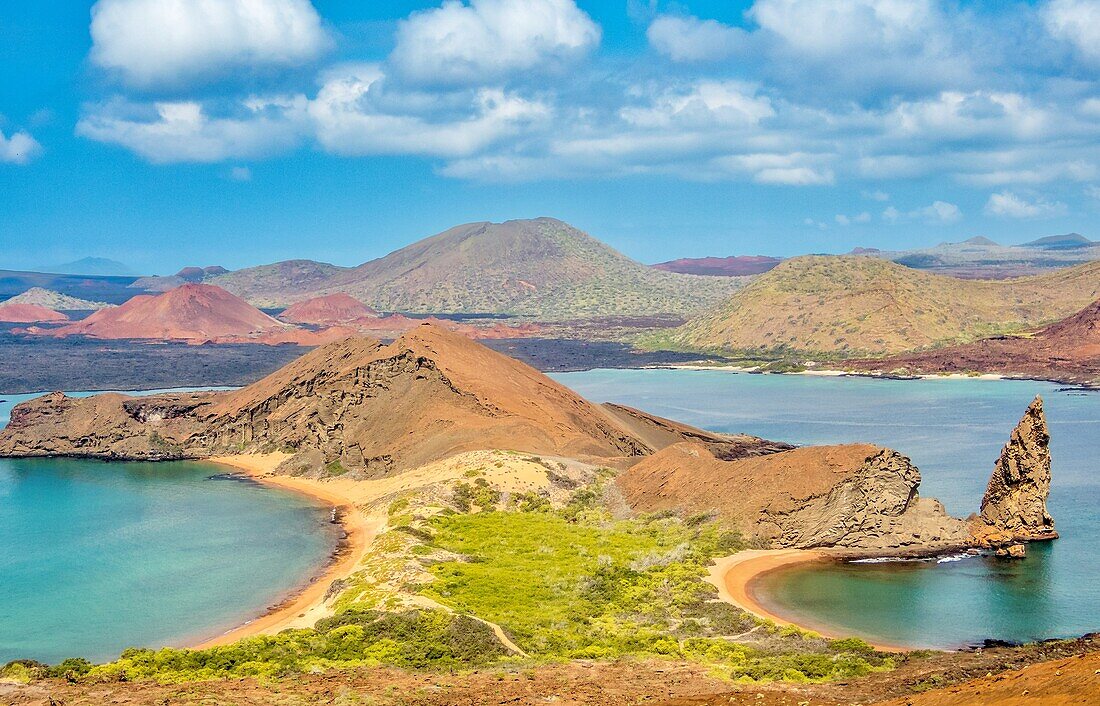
[974,395,1058,546]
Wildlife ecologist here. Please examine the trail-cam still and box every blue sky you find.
[2,0,1099,274]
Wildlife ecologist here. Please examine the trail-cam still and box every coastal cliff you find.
[618,397,1057,554]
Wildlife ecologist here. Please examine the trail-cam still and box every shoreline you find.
[663,362,1098,389]
[706,550,910,653]
[190,453,381,649]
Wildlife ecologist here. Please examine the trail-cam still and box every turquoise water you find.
[0,392,338,664]
[554,370,1100,649]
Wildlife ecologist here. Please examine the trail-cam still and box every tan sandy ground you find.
[707,550,908,653]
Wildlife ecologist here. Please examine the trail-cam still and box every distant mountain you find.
[279,293,379,325]
[850,298,1100,384]
[658,256,1100,357]
[212,218,745,319]
[43,283,286,343]
[1020,233,1094,250]
[651,256,782,277]
[5,287,112,311]
[0,270,144,304]
[854,234,1099,279]
[130,265,233,292]
[41,257,136,277]
[960,236,1000,246]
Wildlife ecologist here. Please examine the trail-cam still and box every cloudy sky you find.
[2,0,1099,273]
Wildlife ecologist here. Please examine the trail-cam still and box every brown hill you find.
[616,399,1055,553]
[661,256,1100,357]
[212,218,744,318]
[0,324,779,475]
[280,293,380,325]
[652,256,782,277]
[41,283,289,343]
[0,302,68,323]
[617,442,968,552]
[848,298,1100,383]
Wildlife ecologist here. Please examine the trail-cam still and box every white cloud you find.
[984,191,1068,219]
[76,98,307,163]
[390,0,600,86]
[1043,0,1100,65]
[1086,184,1100,200]
[647,15,746,62]
[754,166,834,185]
[863,189,890,201]
[0,128,42,164]
[921,200,962,223]
[749,0,936,58]
[90,0,329,86]
[307,64,550,158]
[229,166,252,181]
[836,211,871,225]
[886,91,1051,142]
[883,200,962,224]
[620,81,775,128]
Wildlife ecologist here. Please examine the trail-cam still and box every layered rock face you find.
[973,395,1057,546]
[0,324,782,477]
[765,449,968,551]
[618,396,1057,554]
[617,443,968,552]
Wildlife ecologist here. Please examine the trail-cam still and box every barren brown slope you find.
[43,283,287,342]
[279,293,380,324]
[848,298,1100,383]
[663,256,1100,357]
[872,650,1100,706]
[0,324,779,475]
[0,302,68,323]
[213,218,744,318]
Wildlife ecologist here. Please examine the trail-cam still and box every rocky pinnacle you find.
[977,395,1057,544]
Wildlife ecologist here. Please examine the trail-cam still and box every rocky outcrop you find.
[764,449,968,551]
[972,395,1058,546]
[0,324,784,477]
[618,443,968,553]
[619,396,1059,554]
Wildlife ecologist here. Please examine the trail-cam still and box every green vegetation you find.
[0,611,506,684]
[414,491,892,681]
[324,460,348,476]
[16,478,892,686]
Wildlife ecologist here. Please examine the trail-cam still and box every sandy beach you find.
[707,549,909,653]
[192,453,383,648]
